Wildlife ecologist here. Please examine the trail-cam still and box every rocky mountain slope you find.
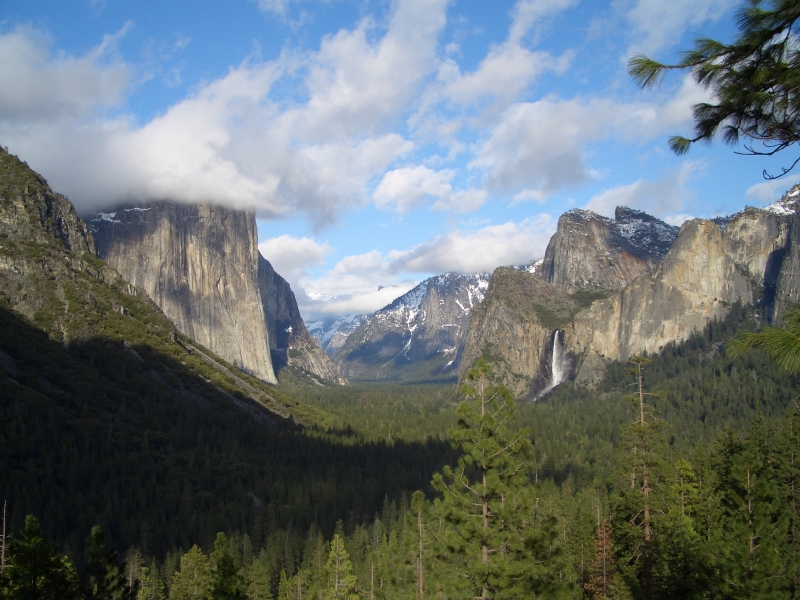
[460,198,800,398]
[458,268,584,398]
[91,202,344,385]
[568,198,800,383]
[0,146,316,424]
[333,272,490,381]
[258,255,346,384]
[307,314,368,355]
[536,207,678,292]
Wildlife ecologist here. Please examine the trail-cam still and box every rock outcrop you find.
[334,272,490,381]
[459,268,578,398]
[460,198,800,396]
[258,255,346,384]
[537,207,678,292]
[567,203,798,380]
[91,203,277,383]
[0,152,94,256]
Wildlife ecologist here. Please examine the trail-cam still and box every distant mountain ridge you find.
[332,272,490,381]
[307,314,368,355]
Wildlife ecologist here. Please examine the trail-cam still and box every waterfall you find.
[535,330,568,400]
[551,330,566,387]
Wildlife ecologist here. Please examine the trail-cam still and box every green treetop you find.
[431,359,565,599]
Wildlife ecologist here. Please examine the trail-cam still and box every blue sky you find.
[1,0,796,321]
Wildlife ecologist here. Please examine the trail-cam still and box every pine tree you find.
[84,525,138,600]
[431,359,563,599]
[728,310,800,373]
[210,533,245,600]
[612,357,668,600]
[322,535,358,600]
[409,491,428,598]
[171,546,212,600]
[0,515,82,600]
[584,520,631,600]
[245,552,272,600]
[276,568,308,600]
[628,0,800,177]
[712,424,789,598]
[776,406,800,596]
[136,564,165,600]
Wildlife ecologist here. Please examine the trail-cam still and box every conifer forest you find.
[2,303,800,599]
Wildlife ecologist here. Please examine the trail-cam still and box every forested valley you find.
[2,302,799,599]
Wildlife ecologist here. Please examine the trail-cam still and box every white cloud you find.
[664,213,694,226]
[470,76,707,202]
[297,214,555,320]
[372,165,488,214]
[254,0,291,16]
[449,0,576,106]
[389,215,554,274]
[470,98,609,197]
[746,175,800,204]
[373,165,455,213]
[299,249,417,320]
[509,0,580,45]
[0,25,129,121]
[0,0,445,220]
[258,234,331,280]
[624,0,738,57]
[432,188,488,213]
[584,160,703,218]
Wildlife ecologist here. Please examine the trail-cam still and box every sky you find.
[2,0,797,322]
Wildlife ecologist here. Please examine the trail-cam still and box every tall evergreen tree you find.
[244,552,272,600]
[0,515,81,600]
[431,359,564,599]
[409,491,428,599]
[775,407,800,596]
[136,564,165,600]
[322,535,358,600]
[84,526,137,600]
[711,423,789,598]
[171,546,212,600]
[584,520,631,600]
[210,533,244,600]
[612,357,669,600]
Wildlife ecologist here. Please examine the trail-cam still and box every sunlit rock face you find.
[91,202,278,383]
[459,198,800,394]
[537,207,678,293]
[333,272,490,381]
[459,267,576,399]
[567,204,798,366]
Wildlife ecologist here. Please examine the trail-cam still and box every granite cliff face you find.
[567,201,799,382]
[91,203,278,383]
[258,255,346,384]
[537,207,678,292]
[459,196,800,396]
[333,272,490,381]
[459,268,579,399]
